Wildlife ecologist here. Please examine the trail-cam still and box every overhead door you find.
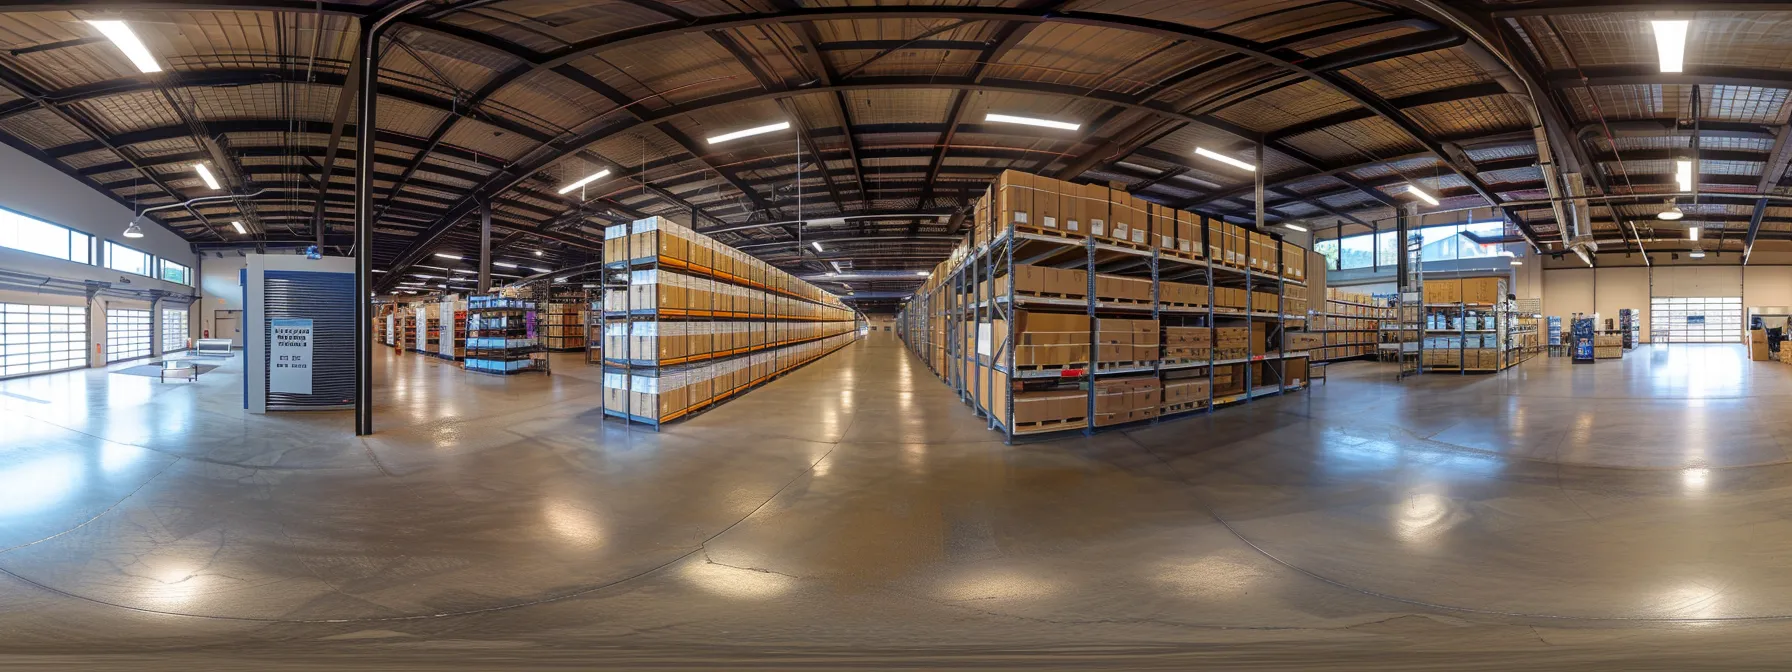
[161,307,189,353]
[1649,296,1742,343]
[106,308,151,362]
[1,302,87,379]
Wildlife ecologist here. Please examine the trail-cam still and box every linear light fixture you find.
[706,121,791,144]
[493,261,518,268]
[916,271,929,276]
[1404,184,1439,206]
[1651,20,1689,73]
[1688,225,1700,241]
[1675,159,1693,192]
[1510,260,1523,265]
[556,169,611,195]
[811,241,824,252]
[409,273,441,279]
[231,220,246,235]
[1284,223,1308,232]
[984,113,1080,131]
[434,252,462,260]
[1194,147,1256,172]
[194,164,220,190]
[531,267,550,273]
[86,20,161,74]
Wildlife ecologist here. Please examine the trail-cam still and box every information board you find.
[270,317,313,394]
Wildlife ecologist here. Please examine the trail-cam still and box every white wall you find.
[1744,267,1792,321]
[199,252,246,345]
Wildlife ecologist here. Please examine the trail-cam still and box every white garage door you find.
[106,308,151,362]
[1,303,87,379]
[1650,296,1742,343]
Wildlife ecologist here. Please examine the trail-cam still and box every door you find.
[1649,296,1742,343]
[105,308,151,363]
[0,302,87,379]
[215,310,242,347]
[161,307,189,353]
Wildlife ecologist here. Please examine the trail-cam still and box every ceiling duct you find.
[1563,172,1597,266]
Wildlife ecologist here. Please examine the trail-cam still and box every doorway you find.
[214,310,243,348]
[1649,296,1742,343]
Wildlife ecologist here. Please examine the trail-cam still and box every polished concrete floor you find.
[6,337,1792,668]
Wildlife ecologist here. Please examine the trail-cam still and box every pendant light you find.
[1657,198,1684,221]
[123,216,145,238]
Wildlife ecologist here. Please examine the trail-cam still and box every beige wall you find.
[1539,264,1792,342]
[1543,267,1595,325]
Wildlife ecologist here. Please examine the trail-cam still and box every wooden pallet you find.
[1013,290,1087,301]
[1095,297,1153,306]
[1099,237,1154,252]
[1161,357,1210,368]
[1014,416,1088,434]
[1013,362,1090,372]
[1014,225,1087,243]
[1161,400,1209,415]
[1096,360,1153,371]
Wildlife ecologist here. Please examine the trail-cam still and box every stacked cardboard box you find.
[1284,332,1324,351]
[1215,327,1250,361]
[1012,390,1088,427]
[1097,318,1160,364]
[1094,377,1161,426]
[1164,326,1211,362]
[1004,311,1092,368]
[1160,280,1206,306]
[1162,378,1210,410]
[993,265,1089,298]
[1213,363,1244,394]
[1094,273,1153,303]
[1214,287,1247,311]
[1424,277,1508,305]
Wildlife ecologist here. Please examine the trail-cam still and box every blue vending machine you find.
[1571,316,1596,362]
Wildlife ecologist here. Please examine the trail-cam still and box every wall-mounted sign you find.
[269,318,313,394]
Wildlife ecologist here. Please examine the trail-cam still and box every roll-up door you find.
[1,302,87,378]
[264,270,354,409]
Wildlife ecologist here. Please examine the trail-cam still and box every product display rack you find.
[541,299,585,352]
[899,170,1314,443]
[1311,291,1393,363]
[584,288,604,366]
[1418,275,1519,374]
[465,293,550,375]
[599,217,860,428]
[452,308,467,360]
[399,312,416,352]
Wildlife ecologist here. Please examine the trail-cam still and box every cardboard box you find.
[1083,183,1112,241]
[1425,278,1462,304]
[1176,210,1202,258]
[995,169,1033,229]
[1284,332,1324,351]
[1753,340,1772,361]
[1013,390,1087,425]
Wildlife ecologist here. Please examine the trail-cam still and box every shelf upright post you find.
[1002,222,1016,441]
[1202,214,1215,412]
[1085,233,1097,436]
[1275,238,1285,396]
[1243,238,1253,401]
[1150,220,1162,425]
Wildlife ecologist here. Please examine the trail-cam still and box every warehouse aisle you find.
[6,341,1792,668]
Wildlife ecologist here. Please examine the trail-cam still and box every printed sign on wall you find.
[270,318,314,394]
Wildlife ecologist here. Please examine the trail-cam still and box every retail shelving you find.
[1417,275,1522,374]
[599,217,860,428]
[465,294,549,375]
[541,299,585,351]
[897,169,1315,442]
[584,288,604,366]
[1310,289,1393,363]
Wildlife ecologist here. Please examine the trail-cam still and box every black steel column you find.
[353,17,377,437]
[478,199,492,293]
[1396,206,1411,285]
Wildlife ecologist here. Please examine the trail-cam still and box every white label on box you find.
[1162,235,1174,247]
[1132,230,1147,244]
[977,323,993,357]
[1067,219,1080,232]
[1042,216,1056,229]
[1179,241,1192,252]
[1015,211,1029,224]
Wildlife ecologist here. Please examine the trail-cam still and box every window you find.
[1340,235,1374,270]
[158,259,190,285]
[1315,240,1339,270]
[1419,225,1460,262]
[0,206,91,264]
[105,242,153,277]
[162,308,189,353]
[0,303,87,379]
[1458,221,1506,260]
[1376,230,1398,268]
[106,308,151,362]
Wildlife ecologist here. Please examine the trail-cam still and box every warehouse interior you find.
[9,1,1792,668]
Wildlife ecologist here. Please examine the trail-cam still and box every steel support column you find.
[354,17,377,436]
[478,199,493,293]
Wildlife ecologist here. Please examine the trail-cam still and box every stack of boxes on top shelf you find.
[600,217,858,425]
[1314,289,1392,361]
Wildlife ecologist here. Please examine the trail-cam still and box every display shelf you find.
[464,294,549,375]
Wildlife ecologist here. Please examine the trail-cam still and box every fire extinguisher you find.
[204,329,210,338]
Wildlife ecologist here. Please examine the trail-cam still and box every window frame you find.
[158,258,191,286]
[0,205,93,265]
[104,241,155,277]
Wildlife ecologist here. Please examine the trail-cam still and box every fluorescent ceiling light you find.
[410,273,441,279]
[811,241,824,252]
[194,164,220,190]
[556,169,611,195]
[916,271,929,276]
[554,277,569,283]
[1651,20,1689,74]
[1510,260,1523,265]
[534,250,543,257]
[1404,184,1439,206]
[1194,147,1256,172]
[706,121,791,144]
[532,267,551,273]
[434,252,461,260]
[1675,159,1693,192]
[86,20,161,74]
[493,261,518,268]
[985,113,1080,131]
[1284,223,1308,232]
[372,269,386,273]
[231,220,246,234]
[1688,225,1700,241]
[582,284,596,289]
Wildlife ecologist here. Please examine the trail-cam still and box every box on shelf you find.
[1284,332,1324,351]
[1094,376,1161,426]
[995,265,1089,298]
[1162,378,1210,406]
[1160,280,1206,306]
[1095,274,1152,302]
[1012,390,1087,425]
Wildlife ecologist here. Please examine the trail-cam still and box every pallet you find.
[1013,416,1088,434]
[1160,400,1210,415]
[1096,360,1153,371]
[1012,290,1087,301]
[1094,297,1153,306]
[1013,362,1090,372]
[1161,357,1210,368]
[1098,238,1153,252]
[1159,301,1208,310]
[1013,225,1087,243]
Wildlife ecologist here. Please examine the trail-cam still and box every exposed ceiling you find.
[1,1,1788,310]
